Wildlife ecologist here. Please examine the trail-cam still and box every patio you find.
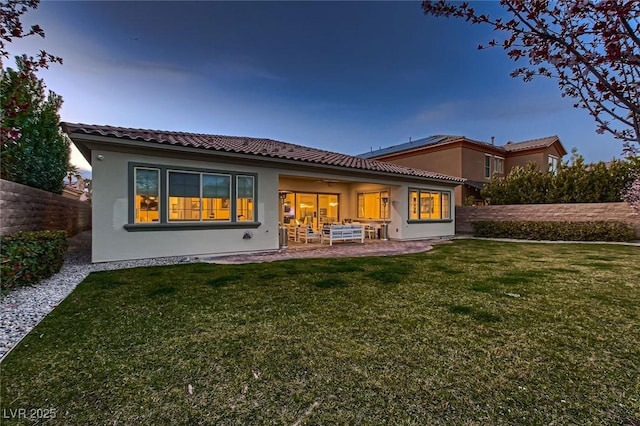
[203,237,449,264]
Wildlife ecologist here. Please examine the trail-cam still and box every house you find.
[359,135,567,206]
[61,123,465,262]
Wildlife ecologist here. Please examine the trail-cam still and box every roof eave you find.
[67,132,464,186]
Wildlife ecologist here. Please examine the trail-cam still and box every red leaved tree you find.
[422,0,640,155]
[1,0,62,141]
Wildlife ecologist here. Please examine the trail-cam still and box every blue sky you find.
[7,1,627,173]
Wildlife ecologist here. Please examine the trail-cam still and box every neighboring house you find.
[62,123,465,262]
[359,135,567,205]
[62,177,91,202]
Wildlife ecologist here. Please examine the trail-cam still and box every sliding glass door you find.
[282,192,339,229]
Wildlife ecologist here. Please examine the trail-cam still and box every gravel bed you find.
[0,231,198,362]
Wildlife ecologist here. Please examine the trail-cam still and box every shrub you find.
[1,57,69,194]
[471,221,636,242]
[481,152,639,205]
[0,230,68,291]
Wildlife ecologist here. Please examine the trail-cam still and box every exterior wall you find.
[91,149,281,262]
[393,183,457,240]
[504,150,546,172]
[374,146,462,177]
[279,173,458,241]
[371,143,517,207]
[370,141,566,207]
[92,148,461,262]
[461,146,500,182]
[456,203,640,238]
[375,146,465,208]
[0,179,92,236]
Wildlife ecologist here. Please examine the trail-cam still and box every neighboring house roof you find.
[503,135,565,154]
[359,134,567,159]
[61,123,466,184]
[359,134,498,159]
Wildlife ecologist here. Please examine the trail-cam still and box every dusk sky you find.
[7,1,628,173]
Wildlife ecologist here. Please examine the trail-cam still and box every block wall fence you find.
[0,179,92,236]
[456,203,640,239]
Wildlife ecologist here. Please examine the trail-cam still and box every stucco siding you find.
[394,184,456,240]
[91,149,280,262]
[505,151,546,172]
[91,148,460,262]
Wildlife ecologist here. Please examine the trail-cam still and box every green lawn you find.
[1,240,639,425]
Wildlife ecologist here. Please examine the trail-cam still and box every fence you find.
[456,202,640,238]
[0,179,92,236]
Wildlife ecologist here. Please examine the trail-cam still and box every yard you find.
[1,240,639,425]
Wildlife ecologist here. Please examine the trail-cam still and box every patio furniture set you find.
[289,223,380,245]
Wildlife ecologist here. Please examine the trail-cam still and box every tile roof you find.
[464,180,487,191]
[359,134,503,159]
[503,135,561,152]
[61,123,466,184]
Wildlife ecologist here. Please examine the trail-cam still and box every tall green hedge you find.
[0,230,68,291]
[471,221,636,242]
[481,153,638,205]
[1,56,69,194]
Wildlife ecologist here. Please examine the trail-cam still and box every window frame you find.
[548,155,559,172]
[133,167,161,224]
[202,172,233,222]
[494,156,505,174]
[235,174,255,222]
[407,188,453,223]
[125,162,260,232]
[167,169,206,223]
[355,190,390,220]
[484,155,492,178]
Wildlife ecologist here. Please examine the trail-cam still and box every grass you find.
[1,240,639,425]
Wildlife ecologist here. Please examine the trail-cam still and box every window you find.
[282,192,339,228]
[236,175,254,221]
[168,171,233,222]
[356,191,389,220]
[484,155,492,178]
[548,155,559,172]
[494,156,504,174]
[128,163,257,227]
[135,167,160,223]
[203,174,231,221]
[409,189,451,221]
[169,171,202,221]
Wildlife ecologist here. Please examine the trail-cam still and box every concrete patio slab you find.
[203,238,452,264]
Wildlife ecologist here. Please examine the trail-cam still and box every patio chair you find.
[365,224,377,239]
[288,223,298,242]
[297,226,320,244]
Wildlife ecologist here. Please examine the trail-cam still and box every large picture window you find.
[356,190,389,220]
[409,189,451,221]
[128,163,257,228]
[168,171,232,222]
